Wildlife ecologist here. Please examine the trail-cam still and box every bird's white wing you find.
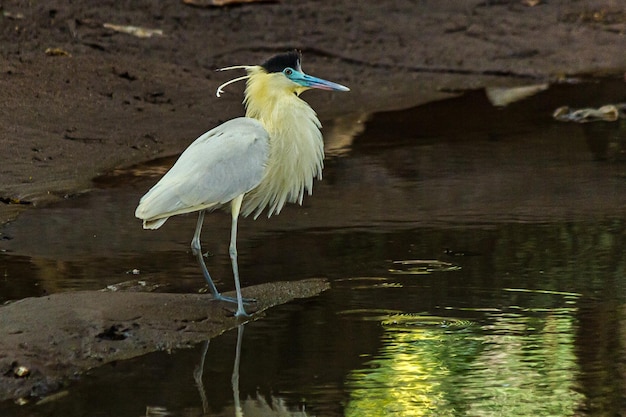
[135,117,269,225]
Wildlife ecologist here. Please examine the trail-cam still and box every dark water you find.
[2,78,626,416]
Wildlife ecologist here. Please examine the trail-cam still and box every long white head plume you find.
[215,65,255,97]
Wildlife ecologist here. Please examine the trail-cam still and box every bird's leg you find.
[191,210,222,298]
[229,194,248,317]
[191,209,254,306]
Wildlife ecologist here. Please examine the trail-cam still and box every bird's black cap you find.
[261,50,302,73]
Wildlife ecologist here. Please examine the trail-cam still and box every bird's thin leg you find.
[191,209,254,306]
[229,194,247,317]
[191,210,222,298]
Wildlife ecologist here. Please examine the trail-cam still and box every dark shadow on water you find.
[1,78,626,415]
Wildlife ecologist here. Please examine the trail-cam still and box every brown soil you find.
[2,0,626,222]
[1,0,625,403]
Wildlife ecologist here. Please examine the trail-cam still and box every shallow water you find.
[1,78,626,416]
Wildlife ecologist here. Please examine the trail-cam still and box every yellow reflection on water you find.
[345,308,584,416]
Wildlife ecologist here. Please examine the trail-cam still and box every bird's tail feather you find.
[142,217,168,230]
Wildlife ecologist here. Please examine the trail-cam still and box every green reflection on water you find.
[345,303,583,416]
[463,312,582,416]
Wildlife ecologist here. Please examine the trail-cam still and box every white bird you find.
[135,51,349,317]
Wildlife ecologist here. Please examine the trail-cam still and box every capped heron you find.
[135,51,349,317]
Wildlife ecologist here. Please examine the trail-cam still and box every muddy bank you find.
[0,278,329,402]
[2,0,626,224]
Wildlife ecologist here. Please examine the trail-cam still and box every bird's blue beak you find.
[291,71,350,92]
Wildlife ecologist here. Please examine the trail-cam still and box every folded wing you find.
[135,117,269,229]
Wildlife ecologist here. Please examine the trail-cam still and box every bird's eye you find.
[283,68,293,76]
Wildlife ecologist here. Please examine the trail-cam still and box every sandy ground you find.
[1,0,626,403]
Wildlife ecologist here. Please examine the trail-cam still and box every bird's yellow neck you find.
[243,68,306,128]
[241,67,324,218]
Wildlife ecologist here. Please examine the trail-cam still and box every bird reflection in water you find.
[190,325,309,417]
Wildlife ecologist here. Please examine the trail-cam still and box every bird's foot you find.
[213,293,256,305]
[234,309,250,319]
[216,297,253,318]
